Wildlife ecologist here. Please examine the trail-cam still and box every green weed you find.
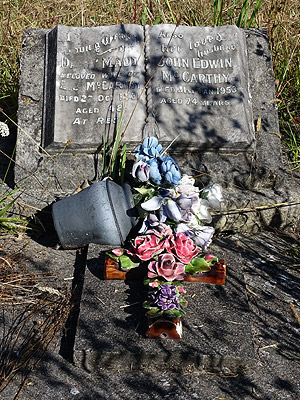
[0,187,27,234]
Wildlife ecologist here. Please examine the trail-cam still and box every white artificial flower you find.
[202,183,223,211]
[192,226,215,250]
[132,160,150,182]
[175,223,215,250]
[163,199,181,222]
[141,195,163,211]
[194,199,212,224]
[176,174,199,195]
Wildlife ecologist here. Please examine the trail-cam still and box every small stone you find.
[70,387,80,395]
[0,122,9,137]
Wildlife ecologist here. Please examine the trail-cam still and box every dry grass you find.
[0,251,71,398]
[0,0,299,165]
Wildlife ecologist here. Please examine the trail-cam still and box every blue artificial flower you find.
[160,156,181,186]
[135,136,163,161]
[148,158,162,185]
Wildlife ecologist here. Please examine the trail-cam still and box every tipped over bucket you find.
[52,179,137,249]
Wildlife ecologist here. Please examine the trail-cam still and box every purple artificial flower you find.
[149,283,181,311]
[176,224,215,251]
[141,191,182,223]
[192,226,215,250]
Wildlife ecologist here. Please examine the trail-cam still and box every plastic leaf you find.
[185,257,211,274]
[119,255,139,271]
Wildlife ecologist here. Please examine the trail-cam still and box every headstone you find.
[16,24,298,233]
[43,24,254,153]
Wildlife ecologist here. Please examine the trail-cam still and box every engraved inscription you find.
[147,24,254,150]
[43,24,254,153]
[43,24,146,151]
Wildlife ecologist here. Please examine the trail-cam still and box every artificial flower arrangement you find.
[106,136,224,338]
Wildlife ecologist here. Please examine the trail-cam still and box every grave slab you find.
[1,232,300,399]
[73,242,256,374]
[43,25,146,152]
[42,24,254,153]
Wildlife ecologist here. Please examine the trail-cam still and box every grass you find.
[0,0,299,169]
[0,186,28,235]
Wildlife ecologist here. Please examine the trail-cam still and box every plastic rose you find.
[166,232,200,264]
[129,234,165,261]
[160,156,181,185]
[135,136,163,161]
[132,160,150,182]
[202,183,223,211]
[148,253,185,281]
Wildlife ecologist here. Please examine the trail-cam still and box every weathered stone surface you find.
[73,242,256,373]
[1,232,300,399]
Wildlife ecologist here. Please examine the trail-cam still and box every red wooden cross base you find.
[104,256,226,339]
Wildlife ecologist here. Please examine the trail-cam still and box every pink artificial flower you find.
[166,233,200,264]
[111,248,123,256]
[148,253,185,281]
[204,254,215,261]
[146,222,173,238]
[177,286,186,294]
[149,281,159,288]
[129,234,164,261]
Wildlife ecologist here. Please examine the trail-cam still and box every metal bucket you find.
[52,179,137,249]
